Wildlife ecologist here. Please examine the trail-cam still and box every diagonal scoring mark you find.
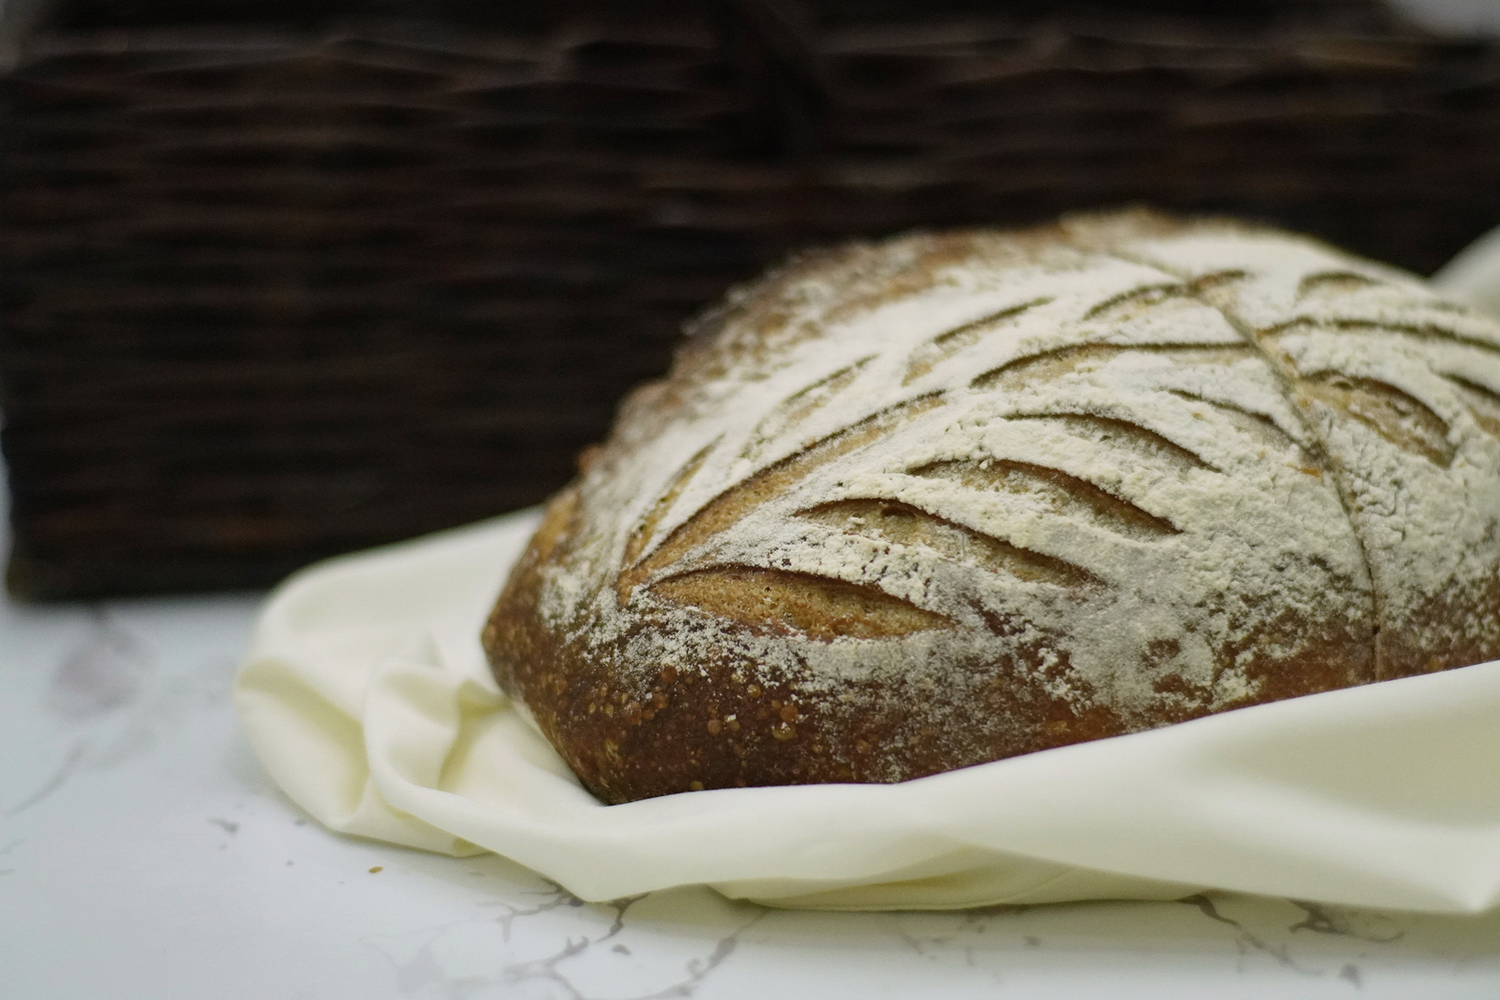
[1299,372,1455,468]
[1081,282,1187,321]
[620,394,945,603]
[1444,375,1500,439]
[743,355,877,458]
[903,297,1052,385]
[798,497,1100,589]
[1166,390,1320,472]
[1261,317,1500,358]
[1008,412,1216,474]
[1296,270,1382,301]
[1080,271,1246,323]
[621,438,718,576]
[653,566,952,641]
[909,457,1180,540]
[971,342,1256,393]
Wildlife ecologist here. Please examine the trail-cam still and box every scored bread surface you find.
[484,210,1500,804]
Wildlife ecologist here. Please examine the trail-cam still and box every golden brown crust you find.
[485,585,1375,802]
[484,210,1500,804]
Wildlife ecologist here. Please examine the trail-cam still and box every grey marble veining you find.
[3,504,1500,999]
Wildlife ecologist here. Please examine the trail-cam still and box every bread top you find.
[494,211,1500,789]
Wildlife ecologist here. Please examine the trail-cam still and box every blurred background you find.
[1,0,1497,599]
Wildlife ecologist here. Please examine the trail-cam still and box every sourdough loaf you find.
[483,210,1500,804]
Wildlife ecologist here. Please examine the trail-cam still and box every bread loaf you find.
[483,210,1500,804]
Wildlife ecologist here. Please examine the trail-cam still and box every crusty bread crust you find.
[484,210,1500,804]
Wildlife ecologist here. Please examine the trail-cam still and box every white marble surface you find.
[4,506,1500,1000]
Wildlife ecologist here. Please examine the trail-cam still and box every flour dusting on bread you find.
[484,210,1500,803]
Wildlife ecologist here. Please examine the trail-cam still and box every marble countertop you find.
[4,515,1500,999]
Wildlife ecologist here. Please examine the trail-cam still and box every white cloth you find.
[236,508,1500,912]
[1433,222,1500,318]
[237,232,1500,912]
